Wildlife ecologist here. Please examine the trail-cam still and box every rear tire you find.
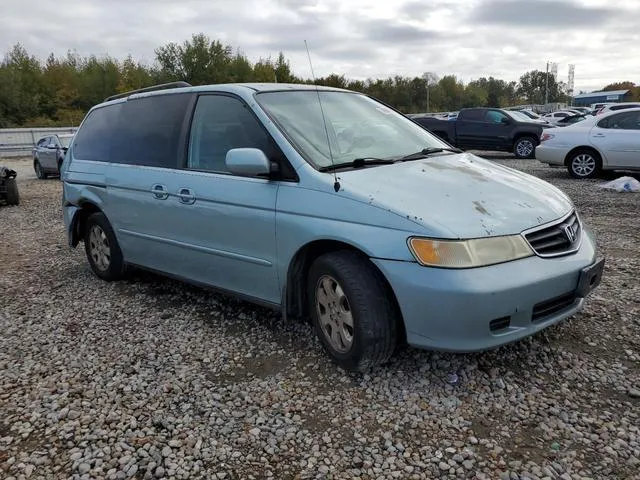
[83,212,126,281]
[34,159,47,179]
[4,178,19,205]
[307,250,398,371]
[514,136,536,159]
[567,149,602,179]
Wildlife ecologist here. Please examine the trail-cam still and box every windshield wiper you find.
[398,147,463,161]
[319,157,395,172]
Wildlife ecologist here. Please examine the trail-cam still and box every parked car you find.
[554,114,588,128]
[0,166,19,205]
[536,107,640,178]
[519,109,549,123]
[509,110,551,126]
[62,82,604,371]
[414,107,543,158]
[32,133,74,179]
[543,111,576,125]
[567,107,592,115]
[595,102,640,116]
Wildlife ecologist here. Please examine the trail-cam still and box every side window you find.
[462,109,484,121]
[73,104,122,161]
[485,110,508,123]
[187,95,279,174]
[111,93,191,168]
[600,112,640,130]
[37,137,48,147]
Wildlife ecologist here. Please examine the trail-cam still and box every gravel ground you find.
[1,156,639,480]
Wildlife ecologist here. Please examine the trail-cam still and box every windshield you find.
[256,90,449,168]
[58,135,73,147]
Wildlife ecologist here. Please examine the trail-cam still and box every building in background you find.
[572,89,632,106]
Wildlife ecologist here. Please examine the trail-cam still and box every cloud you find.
[0,0,639,92]
[470,0,619,27]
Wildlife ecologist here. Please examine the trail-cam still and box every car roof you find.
[96,82,352,109]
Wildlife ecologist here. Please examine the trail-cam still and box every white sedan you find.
[536,107,640,178]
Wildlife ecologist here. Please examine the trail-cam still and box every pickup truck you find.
[413,108,544,159]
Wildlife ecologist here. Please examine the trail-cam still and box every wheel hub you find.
[89,225,111,271]
[315,275,354,353]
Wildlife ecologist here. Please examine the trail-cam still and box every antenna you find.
[304,40,340,192]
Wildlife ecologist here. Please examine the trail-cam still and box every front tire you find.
[514,136,536,159]
[34,159,47,179]
[567,149,602,179]
[4,178,19,205]
[84,212,126,281]
[307,250,398,371]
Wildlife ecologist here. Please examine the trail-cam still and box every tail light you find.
[540,133,555,142]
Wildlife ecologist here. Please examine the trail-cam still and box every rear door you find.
[106,92,194,272]
[590,111,640,168]
[454,109,487,149]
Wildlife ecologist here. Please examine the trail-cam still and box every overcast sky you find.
[2,0,639,92]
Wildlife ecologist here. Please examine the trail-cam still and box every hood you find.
[335,153,573,238]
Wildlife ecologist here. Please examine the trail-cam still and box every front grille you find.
[532,292,576,322]
[524,211,581,257]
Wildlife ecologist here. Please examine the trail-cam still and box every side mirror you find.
[225,148,271,177]
[500,117,510,125]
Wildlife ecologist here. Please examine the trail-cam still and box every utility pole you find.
[545,61,549,105]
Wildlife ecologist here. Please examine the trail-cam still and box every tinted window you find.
[187,95,282,174]
[111,93,191,168]
[73,104,122,161]
[461,109,485,121]
[37,137,48,147]
[599,111,640,130]
[485,110,508,123]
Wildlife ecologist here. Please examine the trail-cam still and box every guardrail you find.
[0,127,77,158]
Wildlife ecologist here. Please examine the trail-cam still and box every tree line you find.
[0,33,637,128]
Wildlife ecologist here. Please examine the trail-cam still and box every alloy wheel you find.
[88,225,111,271]
[315,275,354,353]
[571,154,596,177]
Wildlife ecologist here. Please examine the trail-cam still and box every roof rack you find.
[104,81,192,102]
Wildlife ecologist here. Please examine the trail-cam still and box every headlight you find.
[408,235,533,268]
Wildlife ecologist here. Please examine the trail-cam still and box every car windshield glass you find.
[59,136,73,147]
[256,90,448,169]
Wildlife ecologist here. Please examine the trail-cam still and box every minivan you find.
[62,82,605,371]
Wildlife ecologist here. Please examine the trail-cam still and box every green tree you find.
[517,70,567,104]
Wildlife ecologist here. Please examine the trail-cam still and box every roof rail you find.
[104,81,192,102]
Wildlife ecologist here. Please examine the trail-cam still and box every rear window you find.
[111,93,192,168]
[72,104,122,161]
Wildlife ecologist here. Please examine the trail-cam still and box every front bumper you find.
[372,229,603,352]
[536,144,568,166]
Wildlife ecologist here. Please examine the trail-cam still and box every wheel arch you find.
[563,145,603,167]
[283,239,406,345]
[70,201,103,247]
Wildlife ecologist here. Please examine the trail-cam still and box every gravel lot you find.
[1,156,639,480]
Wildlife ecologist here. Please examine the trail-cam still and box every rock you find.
[249,428,260,436]
[439,462,449,471]
[628,389,640,399]
[154,466,165,478]
[161,447,172,458]
[463,460,474,470]
[78,463,91,474]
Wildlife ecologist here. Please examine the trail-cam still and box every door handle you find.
[177,188,196,205]
[592,133,606,138]
[151,184,169,200]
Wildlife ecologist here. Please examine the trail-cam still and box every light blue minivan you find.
[62,82,605,370]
